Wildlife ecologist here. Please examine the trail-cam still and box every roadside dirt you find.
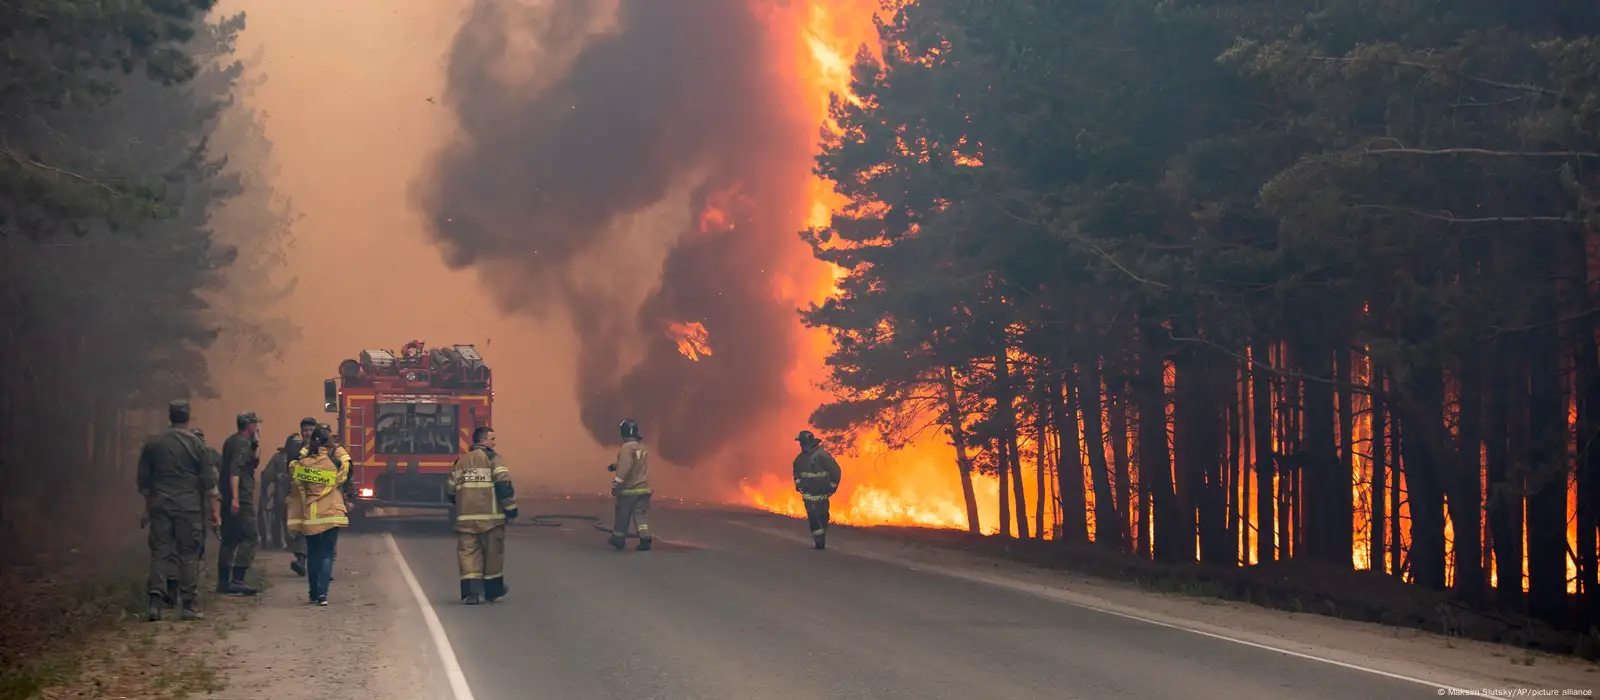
[793,521,1600,695]
[195,533,447,700]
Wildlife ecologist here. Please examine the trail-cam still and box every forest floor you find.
[831,521,1600,690]
[0,546,244,700]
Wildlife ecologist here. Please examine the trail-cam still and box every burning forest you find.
[414,0,1600,634]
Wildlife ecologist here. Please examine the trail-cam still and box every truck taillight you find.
[359,488,374,498]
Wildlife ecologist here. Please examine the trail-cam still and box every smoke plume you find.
[420,0,817,467]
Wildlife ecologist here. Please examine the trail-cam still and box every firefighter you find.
[217,412,263,596]
[307,422,351,579]
[257,443,287,550]
[607,419,653,552]
[445,426,518,605]
[285,418,316,575]
[137,400,220,621]
[287,426,349,605]
[792,430,842,550]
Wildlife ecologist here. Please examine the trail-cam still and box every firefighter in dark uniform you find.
[792,430,842,550]
[285,418,316,575]
[137,400,220,621]
[217,412,263,596]
[446,426,518,604]
[608,419,653,552]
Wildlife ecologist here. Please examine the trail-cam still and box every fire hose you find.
[518,513,643,539]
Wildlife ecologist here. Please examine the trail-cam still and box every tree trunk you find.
[1526,300,1570,627]
[998,434,1013,539]
[1109,383,1134,551]
[1138,319,1183,562]
[1035,394,1048,540]
[1253,336,1276,565]
[1453,358,1486,605]
[941,365,983,535]
[996,349,1030,540]
[1371,365,1388,574]
[1053,376,1089,542]
[1399,367,1449,591]
[1576,301,1600,626]
[1228,368,1242,564]
[1299,332,1339,565]
[1081,361,1123,548]
[1335,341,1355,566]
[1174,325,1228,565]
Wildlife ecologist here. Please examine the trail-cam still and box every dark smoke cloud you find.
[421,0,815,467]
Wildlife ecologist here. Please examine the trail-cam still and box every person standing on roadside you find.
[285,418,316,576]
[446,426,518,604]
[792,430,842,550]
[286,425,349,606]
[607,419,653,552]
[217,412,263,596]
[137,400,220,621]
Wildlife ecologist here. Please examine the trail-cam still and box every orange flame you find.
[666,321,713,361]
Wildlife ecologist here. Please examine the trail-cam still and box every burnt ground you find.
[851,523,1593,657]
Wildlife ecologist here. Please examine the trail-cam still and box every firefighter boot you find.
[485,578,507,603]
[814,533,826,550]
[636,537,653,551]
[608,534,626,551]
[227,567,259,596]
[146,594,164,622]
[463,580,484,606]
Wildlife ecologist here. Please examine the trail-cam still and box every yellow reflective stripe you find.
[294,466,336,485]
[619,487,652,496]
[802,493,829,501]
[460,573,485,580]
[492,466,509,475]
[484,573,503,580]
[303,515,348,526]
[797,471,829,478]
[456,482,496,489]
[456,513,505,521]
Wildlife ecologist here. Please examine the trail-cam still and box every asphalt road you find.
[381,499,1452,700]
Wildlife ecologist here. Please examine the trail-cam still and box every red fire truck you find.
[322,339,492,521]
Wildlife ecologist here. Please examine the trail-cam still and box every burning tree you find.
[805,0,1600,633]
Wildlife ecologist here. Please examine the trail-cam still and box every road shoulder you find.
[196,532,451,700]
[729,518,1598,695]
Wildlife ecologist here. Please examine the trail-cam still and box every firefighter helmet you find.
[619,419,640,440]
[796,430,819,448]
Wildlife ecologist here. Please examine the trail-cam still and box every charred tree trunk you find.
[1081,361,1123,548]
[1298,330,1339,565]
[1253,335,1276,564]
[1228,368,1243,563]
[1174,327,1228,565]
[1035,394,1048,540]
[1391,415,1405,582]
[1399,363,1449,591]
[1527,297,1570,627]
[997,434,1013,540]
[1109,382,1134,551]
[1335,341,1355,566]
[1054,377,1089,542]
[1371,365,1389,574]
[941,365,983,535]
[1138,319,1183,562]
[1490,347,1527,603]
[996,348,1030,540]
[1453,357,1487,605]
[1577,302,1600,626]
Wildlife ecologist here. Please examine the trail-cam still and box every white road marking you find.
[725,519,1478,694]
[385,533,477,700]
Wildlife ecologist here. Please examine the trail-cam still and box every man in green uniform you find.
[607,419,653,552]
[792,430,842,550]
[217,412,263,596]
[137,400,220,621]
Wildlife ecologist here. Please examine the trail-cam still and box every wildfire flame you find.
[667,321,713,361]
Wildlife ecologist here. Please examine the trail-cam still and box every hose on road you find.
[520,513,642,539]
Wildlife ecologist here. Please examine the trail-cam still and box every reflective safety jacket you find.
[614,439,651,496]
[447,447,517,534]
[793,447,842,501]
[287,448,349,535]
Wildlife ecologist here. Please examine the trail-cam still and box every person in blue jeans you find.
[286,427,349,605]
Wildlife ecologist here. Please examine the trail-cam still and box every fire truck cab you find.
[323,340,492,521]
